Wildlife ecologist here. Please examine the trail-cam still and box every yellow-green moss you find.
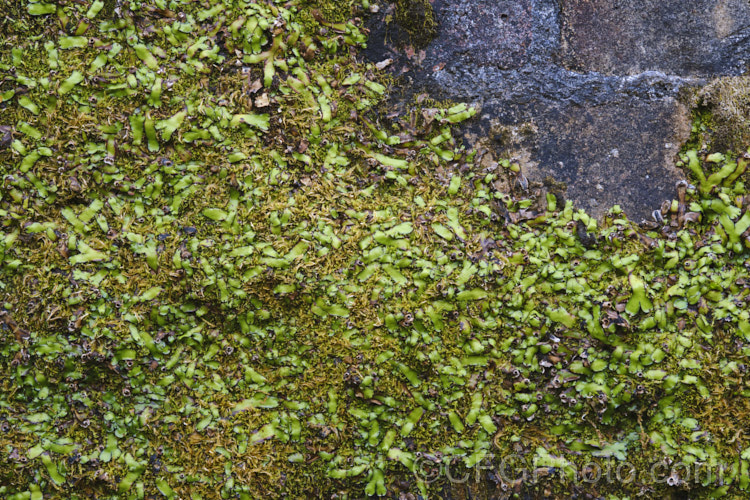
[696,76,750,154]
[394,0,438,49]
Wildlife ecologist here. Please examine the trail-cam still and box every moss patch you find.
[393,0,437,49]
[695,76,750,154]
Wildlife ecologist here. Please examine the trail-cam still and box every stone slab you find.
[432,0,533,70]
[560,0,750,76]
[467,96,692,220]
[364,0,750,220]
[515,99,691,219]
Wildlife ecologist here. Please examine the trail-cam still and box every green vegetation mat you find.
[2,0,750,498]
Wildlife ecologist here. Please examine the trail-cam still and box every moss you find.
[695,76,750,154]
[0,1,51,37]
[393,0,438,49]
[306,0,364,23]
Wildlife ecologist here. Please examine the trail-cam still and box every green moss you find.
[0,1,51,37]
[305,0,364,23]
[394,0,438,49]
[696,76,750,154]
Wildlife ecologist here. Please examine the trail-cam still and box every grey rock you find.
[365,0,750,220]
[560,0,750,77]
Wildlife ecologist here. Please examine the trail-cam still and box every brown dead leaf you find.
[248,79,262,94]
[421,108,438,126]
[0,125,12,150]
[255,93,270,108]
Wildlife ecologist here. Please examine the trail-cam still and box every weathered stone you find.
[527,99,691,219]
[433,0,533,70]
[366,0,534,74]
[560,0,750,77]
[365,0,750,221]
[466,96,693,219]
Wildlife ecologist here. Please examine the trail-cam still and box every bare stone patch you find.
[365,0,750,220]
[435,0,533,70]
[530,99,692,219]
[560,0,750,76]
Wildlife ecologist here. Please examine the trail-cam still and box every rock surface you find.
[365,0,750,220]
[560,0,750,76]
